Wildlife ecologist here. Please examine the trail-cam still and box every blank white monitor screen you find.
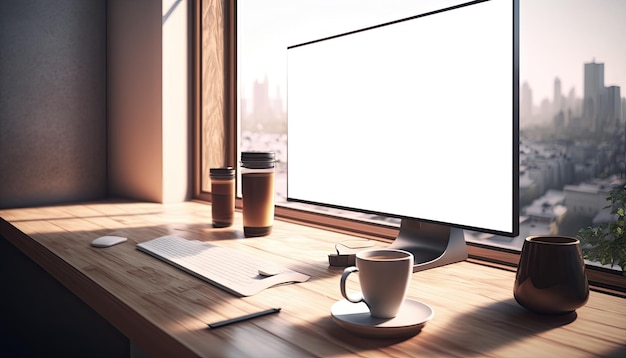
[287,0,519,237]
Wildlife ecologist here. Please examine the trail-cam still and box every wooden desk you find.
[1,201,625,357]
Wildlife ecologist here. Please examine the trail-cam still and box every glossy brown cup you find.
[514,236,589,315]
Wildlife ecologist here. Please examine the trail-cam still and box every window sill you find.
[270,201,626,297]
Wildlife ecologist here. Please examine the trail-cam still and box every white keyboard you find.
[136,235,309,296]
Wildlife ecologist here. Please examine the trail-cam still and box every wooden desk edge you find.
[2,202,625,357]
[0,218,200,358]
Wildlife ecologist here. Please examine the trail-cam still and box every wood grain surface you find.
[1,200,625,357]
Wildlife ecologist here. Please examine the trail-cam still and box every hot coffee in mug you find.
[340,249,413,319]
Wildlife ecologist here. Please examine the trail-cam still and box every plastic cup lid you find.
[210,167,235,177]
[241,151,275,162]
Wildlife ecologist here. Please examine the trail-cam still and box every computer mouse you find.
[91,235,128,248]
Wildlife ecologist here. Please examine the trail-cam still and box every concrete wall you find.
[107,0,164,202]
[107,0,192,203]
[0,0,192,208]
[161,0,192,203]
[0,0,107,209]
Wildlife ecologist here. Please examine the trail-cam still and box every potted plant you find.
[577,184,626,276]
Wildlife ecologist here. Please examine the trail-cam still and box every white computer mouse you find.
[91,235,128,248]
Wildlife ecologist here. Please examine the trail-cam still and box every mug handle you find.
[340,266,364,303]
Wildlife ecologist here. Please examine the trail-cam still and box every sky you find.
[521,0,626,104]
[238,0,466,101]
[238,0,626,106]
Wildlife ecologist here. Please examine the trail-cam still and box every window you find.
[196,0,626,293]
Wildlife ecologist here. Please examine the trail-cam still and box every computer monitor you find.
[287,0,519,271]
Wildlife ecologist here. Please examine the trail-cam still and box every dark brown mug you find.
[514,236,589,315]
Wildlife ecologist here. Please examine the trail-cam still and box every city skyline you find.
[521,61,624,109]
[522,59,625,122]
[239,0,626,109]
[243,58,624,121]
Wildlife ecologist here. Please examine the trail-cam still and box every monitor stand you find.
[387,219,468,272]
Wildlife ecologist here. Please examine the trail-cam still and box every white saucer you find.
[331,298,434,338]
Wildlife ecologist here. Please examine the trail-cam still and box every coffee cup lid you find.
[241,151,275,168]
[210,167,235,177]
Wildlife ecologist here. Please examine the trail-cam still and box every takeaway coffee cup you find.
[210,167,235,228]
[240,151,275,237]
[340,249,413,318]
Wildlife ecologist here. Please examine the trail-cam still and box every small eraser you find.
[328,254,356,267]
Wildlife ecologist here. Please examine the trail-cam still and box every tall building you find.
[583,60,605,131]
[520,81,533,119]
[272,85,284,115]
[253,75,271,115]
[567,87,580,118]
[582,60,623,133]
[251,76,285,117]
[553,77,562,114]
[606,86,622,127]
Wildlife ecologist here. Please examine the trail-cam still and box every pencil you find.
[207,308,281,329]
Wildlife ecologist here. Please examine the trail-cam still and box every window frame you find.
[193,0,626,296]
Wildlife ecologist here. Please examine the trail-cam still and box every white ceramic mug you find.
[340,248,413,318]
